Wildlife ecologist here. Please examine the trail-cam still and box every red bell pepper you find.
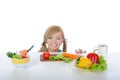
[87,53,99,64]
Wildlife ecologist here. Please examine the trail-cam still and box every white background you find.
[0,0,120,53]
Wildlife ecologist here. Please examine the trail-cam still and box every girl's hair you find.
[38,25,67,52]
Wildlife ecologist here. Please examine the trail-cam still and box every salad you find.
[75,52,107,72]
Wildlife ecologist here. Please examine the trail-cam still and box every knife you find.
[27,45,34,52]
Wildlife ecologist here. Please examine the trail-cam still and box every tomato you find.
[43,52,50,59]
[87,53,99,64]
[22,55,27,58]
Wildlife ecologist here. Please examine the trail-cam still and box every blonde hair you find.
[38,25,67,52]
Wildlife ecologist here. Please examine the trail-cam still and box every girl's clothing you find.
[58,49,62,52]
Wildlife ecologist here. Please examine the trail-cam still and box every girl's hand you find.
[75,49,86,54]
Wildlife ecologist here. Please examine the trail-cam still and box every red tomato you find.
[43,52,50,59]
[87,53,99,64]
[22,55,27,58]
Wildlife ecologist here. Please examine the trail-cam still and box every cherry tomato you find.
[43,52,50,59]
[22,55,27,58]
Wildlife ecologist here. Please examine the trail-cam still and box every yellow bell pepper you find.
[77,57,92,69]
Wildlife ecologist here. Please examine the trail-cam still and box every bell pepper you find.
[76,57,92,69]
[87,53,99,64]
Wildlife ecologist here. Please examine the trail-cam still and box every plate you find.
[12,63,29,68]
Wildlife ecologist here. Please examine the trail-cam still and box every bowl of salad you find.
[6,50,30,68]
[75,52,107,72]
[6,45,34,68]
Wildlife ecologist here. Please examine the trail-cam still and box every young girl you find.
[38,25,67,52]
[38,25,85,53]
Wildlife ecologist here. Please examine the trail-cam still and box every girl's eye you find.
[56,38,60,40]
[48,37,52,39]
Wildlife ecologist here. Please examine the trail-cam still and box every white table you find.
[0,52,120,80]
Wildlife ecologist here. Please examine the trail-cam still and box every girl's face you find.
[46,32,64,52]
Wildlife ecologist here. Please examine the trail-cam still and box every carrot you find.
[20,50,28,56]
[62,52,79,59]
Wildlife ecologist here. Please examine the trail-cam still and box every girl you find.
[38,25,66,52]
[38,25,85,53]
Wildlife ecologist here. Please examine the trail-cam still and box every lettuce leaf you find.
[88,55,107,71]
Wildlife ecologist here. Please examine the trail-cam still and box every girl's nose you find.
[52,39,57,43]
